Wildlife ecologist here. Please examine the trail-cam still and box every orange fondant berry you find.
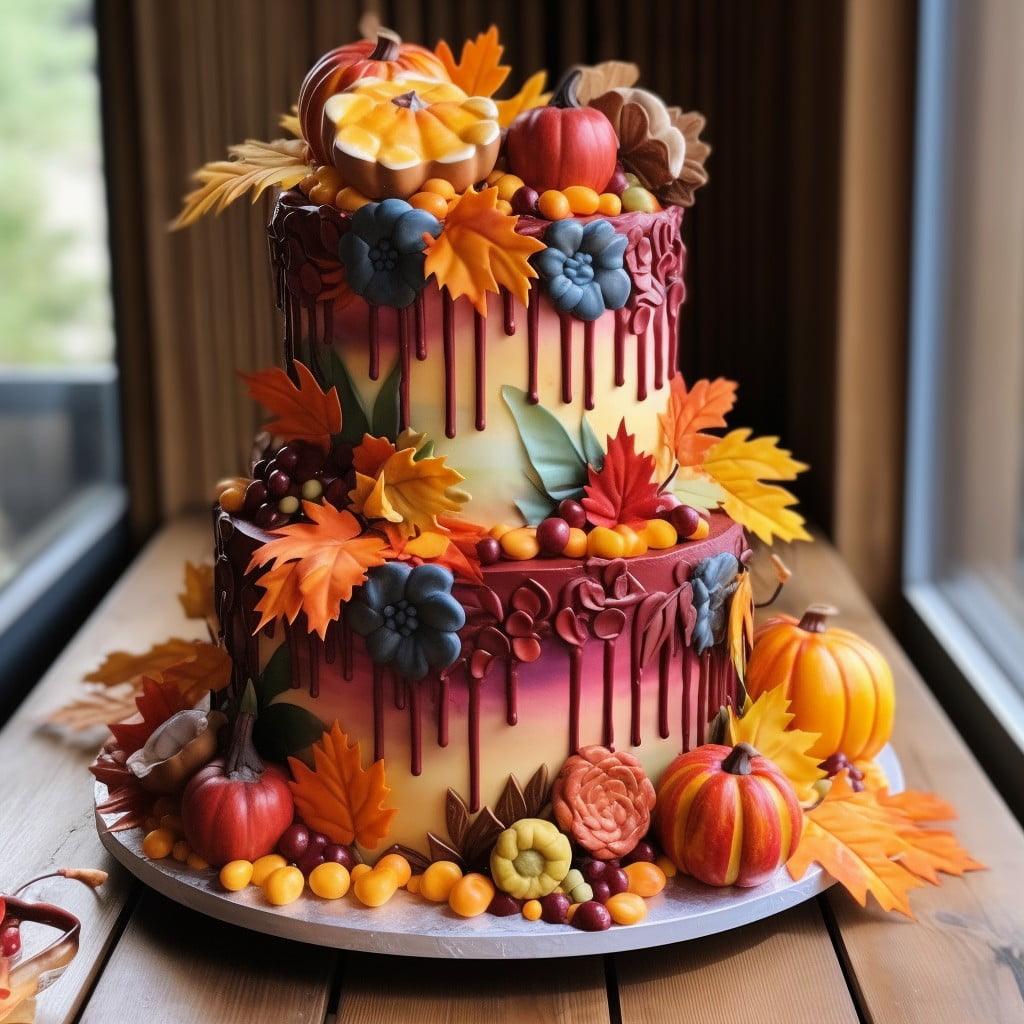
[687,517,710,541]
[421,177,456,200]
[336,186,372,212]
[264,865,305,906]
[375,853,412,887]
[495,173,526,202]
[420,860,463,902]
[522,899,543,921]
[309,861,351,900]
[642,518,678,549]
[563,185,600,215]
[448,872,495,918]
[606,891,649,926]
[614,524,648,557]
[495,199,513,216]
[218,484,246,514]
[597,192,623,216]
[354,866,400,907]
[563,526,588,558]
[251,854,288,887]
[219,860,254,891]
[409,191,449,220]
[587,526,626,559]
[655,855,678,879]
[142,828,176,860]
[538,189,572,221]
[500,527,540,561]
[350,863,372,883]
[623,861,668,898]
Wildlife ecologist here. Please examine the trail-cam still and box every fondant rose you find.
[531,219,631,321]
[551,745,656,859]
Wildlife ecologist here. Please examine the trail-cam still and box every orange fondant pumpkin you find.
[655,742,803,887]
[298,31,450,165]
[746,604,895,762]
[321,76,501,200]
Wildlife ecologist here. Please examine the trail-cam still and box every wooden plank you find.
[766,534,1024,1022]
[337,952,610,1024]
[0,518,211,1023]
[615,901,859,1024]
[78,890,335,1024]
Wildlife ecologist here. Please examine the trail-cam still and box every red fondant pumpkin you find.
[298,31,450,165]
[745,603,896,762]
[655,743,803,887]
[505,70,619,194]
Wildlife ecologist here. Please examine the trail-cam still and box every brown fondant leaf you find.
[427,832,465,867]
[287,721,397,848]
[656,110,711,207]
[575,61,640,104]
[445,787,471,849]
[494,775,528,828]
[85,638,203,688]
[523,763,550,818]
[462,805,505,866]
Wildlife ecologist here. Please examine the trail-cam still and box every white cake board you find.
[96,746,902,959]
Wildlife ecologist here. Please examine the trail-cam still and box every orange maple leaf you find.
[352,433,397,476]
[787,772,984,917]
[495,70,550,128]
[727,569,754,682]
[288,721,397,848]
[178,561,216,634]
[85,638,210,688]
[658,376,738,468]
[424,187,545,315]
[159,643,232,705]
[247,502,388,639]
[240,361,342,451]
[383,514,487,583]
[435,25,510,98]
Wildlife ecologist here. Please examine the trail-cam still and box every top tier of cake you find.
[270,193,688,527]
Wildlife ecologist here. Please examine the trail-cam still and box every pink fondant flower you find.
[551,745,656,859]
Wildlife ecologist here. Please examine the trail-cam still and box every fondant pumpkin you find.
[298,31,451,165]
[655,742,803,887]
[321,76,501,200]
[746,603,895,762]
[505,70,619,194]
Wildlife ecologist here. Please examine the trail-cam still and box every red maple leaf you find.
[107,675,190,756]
[582,420,674,528]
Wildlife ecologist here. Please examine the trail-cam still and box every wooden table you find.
[3,517,1023,1024]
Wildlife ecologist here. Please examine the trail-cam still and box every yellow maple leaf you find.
[727,570,754,681]
[424,186,545,314]
[495,70,551,127]
[247,503,388,639]
[348,446,468,539]
[702,428,811,545]
[178,561,215,621]
[288,721,397,848]
[435,25,510,98]
[670,467,725,511]
[787,772,984,917]
[240,361,342,452]
[727,683,825,805]
[171,138,310,229]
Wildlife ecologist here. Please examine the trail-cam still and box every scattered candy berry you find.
[308,861,351,900]
[623,861,667,898]
[354,866,400,908]
[251,853,288,888]
[264,865,305,906]
[420,860,463,903]
[374,853,412,887]
[570,900,612,931]
[142,827,176,860]
[448,872,495,918]
[606,891,648,926]
[522,899,543,922]
[219,859,255,892]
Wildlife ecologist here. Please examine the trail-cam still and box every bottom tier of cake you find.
[214,509,749,855]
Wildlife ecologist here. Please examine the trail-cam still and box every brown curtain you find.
[97,0,914,615]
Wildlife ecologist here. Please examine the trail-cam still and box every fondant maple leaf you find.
[107,676,191,756]
[171,137,310,229]
[435,25,510,98]
[658,376,738,468]
[494,70,551,128]
[348,447,468,540]
[178,561,215,621]
[787,772,985,917]
[702,429,811,546]
[288,721,397,848]
[240,361,342,452]
[727,570,754,682]
[247,503,388,638]
[582,420,673,529]
[383,515,487,584]
[85,638,206,688]
[424,186,545,314]
[727,684,825,805]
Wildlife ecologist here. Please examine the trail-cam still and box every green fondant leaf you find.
[253,700,326,767]
[323,349,371,444]
[580,415,606,471]
[254,642,292,707]
[415,439,435,461]
[501,386,588,504]
[516,489,557,526]
[371,361,402,440]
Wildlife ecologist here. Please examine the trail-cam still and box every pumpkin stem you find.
[226,711,264,782]
[550,69,583,110]
[721,742,759,776]
[797,603,839,634]
[369,29,402,63]
[754,554,792,608]
[391,90,428,112]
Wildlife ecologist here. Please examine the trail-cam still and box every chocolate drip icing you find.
[568,646,582,754]
[584,320,596,411]
[443,293,456,437]
[602,639,616,749]
[614,312,626,387]
[503,290,515,335]
[398,305,411,431]
[372,666,385,762]
[415,293,427,360]
[368,305,380,380]
[474,311,486,430]
[437,674,450,747]
[658,643,671,739]
[407,679,422,776]
[559,313,573,404]
[468,675,482,812]
[527,298,540,403]
[506,660,518,726]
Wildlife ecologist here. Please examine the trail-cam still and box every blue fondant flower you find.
[339,198,442,308]
[691,552,740,654]
[532,219,631,321]
[347,562,465,679]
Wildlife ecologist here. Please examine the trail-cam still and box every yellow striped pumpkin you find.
[655,743,802,887]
